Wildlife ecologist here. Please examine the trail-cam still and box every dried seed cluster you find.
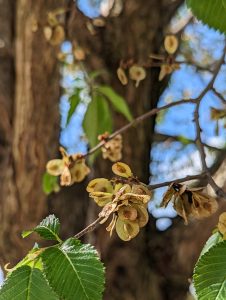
[87,162,152,241]
[46,147,90,186]
[99,133,123,162]
[161,183,218,224]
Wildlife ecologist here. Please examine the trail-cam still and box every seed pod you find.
[115,218,139,241]
[118,206,138,221]
[87,178,113,193]
[129,65,146,87]
[46,159,64,176]
[117,68,128,85]
[60,166,71,186]
[70,162,90,183]
[43,26,52,41]
[112,162,133,178]
[159,64,173,81]
[164,35,178,54]
[133,204,149,227]
[50,25,65,46]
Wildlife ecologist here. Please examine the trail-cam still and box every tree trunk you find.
[0,0,65,266]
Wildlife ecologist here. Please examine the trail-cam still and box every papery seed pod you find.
[218,212,226,236]
[191,191,218,219]
[173,194,189,225]
[115,218,139,241]
[129,65,146,87]
[43,26,52,41]
[70,162,90,183]
[133,204,149,227]
[93,18,106,27]
[159,64,173,81]
[50,25,65,46]
[161,184,176,207]
[117,68,128,85]
[164,35,178,54]
[60,166,71,186]
[118,206,138,221]
[90,191,113,203]
[99,202,118,223]
[102,135,123,162]
[87,178,113,193]
[112,162,133,178]
[131,184,152,196]
[121,193,150,204]
[106,214,117,236]
[46,159,64,176]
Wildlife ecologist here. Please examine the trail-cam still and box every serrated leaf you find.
[0,266,58,300]
[187,0,226,33]
[22,215,61,242]
[199,232,223,258]
[193,241,226,300]
[83,94,112,149]
[41,238,105,300]
[42,173,59,195]
[66,90,81,125]
[98,85,133,121]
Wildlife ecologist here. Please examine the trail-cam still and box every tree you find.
[1,1,226,299]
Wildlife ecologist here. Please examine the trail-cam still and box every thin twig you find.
[212,87,226,105]
[194,44,226,198]
[84,98,196,157]
[148,172,207,190]
[74,216,102,239]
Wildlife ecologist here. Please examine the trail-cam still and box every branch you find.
[148,172,207,190]
[212,87,226,105]
[194,44,226,198]
[74,216,102,239]
[84,98,196,158]
[153,132,224,152]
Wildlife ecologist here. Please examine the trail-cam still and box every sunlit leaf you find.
[22,215,61,242]
[0,266,58,300]
[42,172,60,195]
[66,89,82,125]
[187,0,226,33]
[194,241,226,300]
[83,94,112,148]
[41,238,105,300]
[98,85,132,121]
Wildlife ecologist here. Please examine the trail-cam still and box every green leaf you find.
[22,215,61,242]
[193,241,226,300]
[41,238,105,300]
[66,89,81,125]
[83,94,112,148]
[199,232,223,258]
[0,266,58,300]
[42,173,59,195]
[187,0,226,33]
[98,85,133,121]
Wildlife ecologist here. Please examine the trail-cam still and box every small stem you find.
[148,173,207,190]
[74,216,102,239]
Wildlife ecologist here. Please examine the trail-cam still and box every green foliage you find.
[0,266,58,300]
[42,172,59,195]
[22,215,61,242]
[0,216,105,300]
[41,238,105,300]
[187,0,226,33]
[193,240,226,300]
[97,85,133,121]
[66,89,82,125]
[83,93,112,148]
[199,232,223,257]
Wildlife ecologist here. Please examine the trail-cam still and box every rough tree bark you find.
[0,0,65,266]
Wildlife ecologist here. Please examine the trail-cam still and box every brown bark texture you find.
[0,0,64,266]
